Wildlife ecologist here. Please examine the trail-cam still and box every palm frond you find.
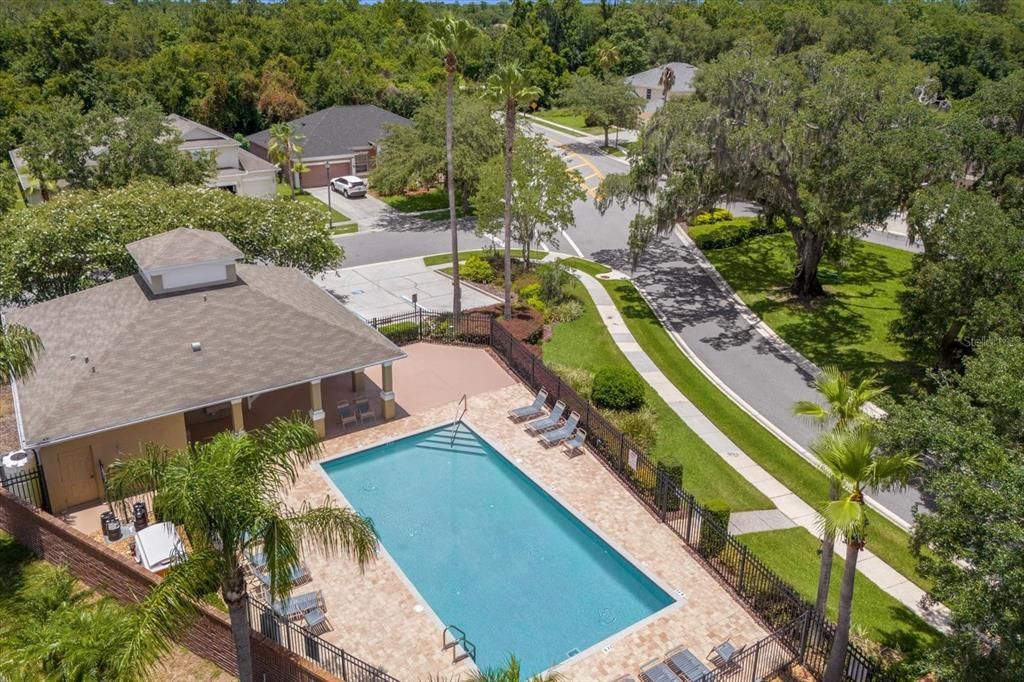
[104,444,172,506]
[286,499,378,571]
[240,417,323,490]
[793,399,828,421]
[820,498,869,542]
[0,322,43,384]
[254,514,303,602]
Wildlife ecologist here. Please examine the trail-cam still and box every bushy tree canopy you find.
[0,181,342,305]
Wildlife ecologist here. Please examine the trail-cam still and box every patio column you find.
[351,368,365,393]
[380,362,395,420]
[308,379,326,438]
[230,399,244,434]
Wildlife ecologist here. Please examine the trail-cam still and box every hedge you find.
[378,320,419,344]
[690,217,786,250]
[592,367,646,411]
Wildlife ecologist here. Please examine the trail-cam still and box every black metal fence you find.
[246,596,400,682]
[0,465,50,512]
[370,309,492,346]
[98,459,156,526]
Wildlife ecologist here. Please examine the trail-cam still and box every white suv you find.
[331,175,367,198]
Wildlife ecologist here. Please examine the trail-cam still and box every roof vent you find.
[191,341,202,352]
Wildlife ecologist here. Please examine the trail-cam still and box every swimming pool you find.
[321,422,676,676]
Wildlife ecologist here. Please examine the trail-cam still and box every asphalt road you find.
[336,119,923,525]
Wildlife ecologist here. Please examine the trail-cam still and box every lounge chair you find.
[525,400,566,434]
[639,658,681,682]
[508,388,549,422]
[539,412,581,447]
[272,590,323,621]
[563,428,587,457]
[337,401,357,429]
[666,648,710,682]
[355,398,376,425]
[254,563,312,589]
[303,607,331,635]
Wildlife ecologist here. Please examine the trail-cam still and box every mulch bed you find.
[0,384,18,452]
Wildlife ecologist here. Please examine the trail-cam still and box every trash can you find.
[133,502,149,531]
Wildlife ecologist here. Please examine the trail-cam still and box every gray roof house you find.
[247,105,410,187]
[626,62,698,116]
[9,114,278,206]
[4,228,405,513]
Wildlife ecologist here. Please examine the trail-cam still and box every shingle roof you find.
[627,62,698,93]
[7,265,405,446]
[247,105,410,159]
[126,228,245,271]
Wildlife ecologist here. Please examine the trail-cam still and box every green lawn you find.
[703,233,919,397]
[423,249,548,267]
[530,108,614,136]
[559,256,930,591]
[276,181,351,225]
[543,278,773,512]
[742,528,940,656]
[379,187,449,213]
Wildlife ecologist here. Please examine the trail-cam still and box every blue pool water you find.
[321,423,675,676]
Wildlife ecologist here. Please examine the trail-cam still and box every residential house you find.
[9,114,278,205]
[3,228,404,514]
[626,62,698,118]
[247,105,410,188]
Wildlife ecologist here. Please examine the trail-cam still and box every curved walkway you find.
[570,268,949,632]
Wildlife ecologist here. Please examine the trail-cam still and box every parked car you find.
[331,176,367,198]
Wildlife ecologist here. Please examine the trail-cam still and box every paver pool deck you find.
[281,346,767,680]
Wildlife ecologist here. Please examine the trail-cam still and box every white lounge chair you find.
[303,607,331,635]
[525,400,566,434]
[272,590,323,621]
[508,388,548,421]
[539,412,580,447]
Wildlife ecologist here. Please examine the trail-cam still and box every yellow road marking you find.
[548,139,605,199]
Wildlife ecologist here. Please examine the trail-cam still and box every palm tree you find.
[106,418,378,682]
[658,65,676,104]
[468,654,564,682]
[595,42,619,77]
[267,122,305,197]
[426,13,480,324]
[812,425,918,682]
[794,366,887,616]
[1,322,42,384]
[483,63,541,320]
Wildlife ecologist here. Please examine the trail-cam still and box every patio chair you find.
[666,647,710,682]
[525,400,566,434]
[508,388,549,422]
[563,428,587,457]
[709,641,744,668]
[639,658,681,682]
[355,398,376,425]
[303,607,332,636]
[538,412,581,447]
[337,401,357,429]
[272,590,323,621]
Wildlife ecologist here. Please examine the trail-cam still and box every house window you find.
[645,88,652,100]
[354,153,369,175]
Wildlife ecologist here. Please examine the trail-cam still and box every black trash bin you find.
[133,502,148,531]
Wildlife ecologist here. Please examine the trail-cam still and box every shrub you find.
[517,282,547,313]
[549,363,594,400]
[591,367,646,411]
[549,299,584,323]
[690,217,786,250]
[691,208,734,225]
[697,498,732,559]
[655,462,685,512]
[461,254,495,283]
[537,261,570,304]
[607,404,658,453]
[378,320,418,344]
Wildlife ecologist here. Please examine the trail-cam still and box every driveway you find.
[304,186,393,230]
[318,258,500,320]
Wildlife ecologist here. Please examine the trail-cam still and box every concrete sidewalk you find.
[570,268,949,632]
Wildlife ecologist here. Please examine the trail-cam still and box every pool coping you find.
[315,417,687,677]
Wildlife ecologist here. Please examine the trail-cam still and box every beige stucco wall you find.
[39,413,187,513]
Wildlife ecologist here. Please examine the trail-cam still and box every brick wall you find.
[0,488,341,682]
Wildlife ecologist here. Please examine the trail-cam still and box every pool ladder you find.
[449,394,468,446]
[442,624,477,664]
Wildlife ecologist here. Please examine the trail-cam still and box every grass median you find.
[543,278,773,512]
[423,249,548,267]
[559,257,930,591]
